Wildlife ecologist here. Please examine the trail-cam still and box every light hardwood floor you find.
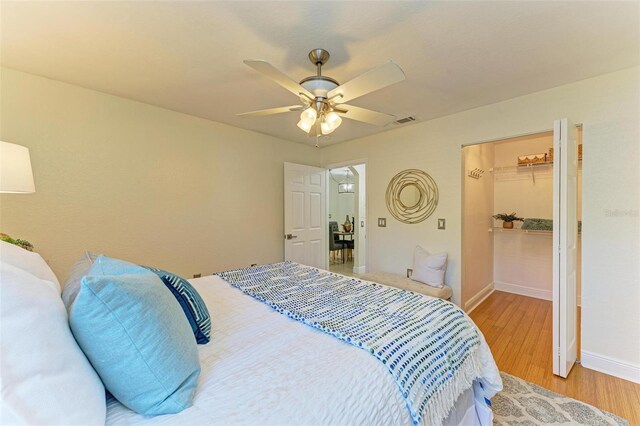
[470,291,640,425]
[329,258,357,277]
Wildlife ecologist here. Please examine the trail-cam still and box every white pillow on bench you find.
[412,246,447,288]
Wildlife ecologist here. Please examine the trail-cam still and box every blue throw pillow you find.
[69,273,200,415]
[90,255,211,344]
[89,254,153,276]
[141,266,211,344]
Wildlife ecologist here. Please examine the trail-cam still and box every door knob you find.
[285,234,298,240]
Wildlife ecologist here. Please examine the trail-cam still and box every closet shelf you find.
[489,227,552,235]
[490,160,582,174]
[491,162,554,174]
[489,227,582,236]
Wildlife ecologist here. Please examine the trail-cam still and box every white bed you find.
[105,274,500,426]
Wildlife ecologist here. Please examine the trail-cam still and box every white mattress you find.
[105,275,496,425]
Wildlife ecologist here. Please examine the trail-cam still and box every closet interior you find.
[462,129,583,311]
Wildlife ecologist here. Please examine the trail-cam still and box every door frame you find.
[325,158,369,274]
[460,124,583,375]
[460,128,553,311]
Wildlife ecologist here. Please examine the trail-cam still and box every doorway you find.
[461,124,582,377]
[327,162,367,276]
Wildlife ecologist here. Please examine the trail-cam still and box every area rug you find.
[493,372,628,425]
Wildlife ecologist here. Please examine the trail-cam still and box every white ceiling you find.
[1,1,638,146]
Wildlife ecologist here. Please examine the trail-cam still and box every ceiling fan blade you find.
[336,104,396,126]
[328,61,405,104]
[237,105,304,117]
[244,60,314,100]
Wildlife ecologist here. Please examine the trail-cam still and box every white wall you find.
[0,68,319,280]
[353,164,367,272]
[493,133,554,219]
[328,178,340,223]
[2,65,637,382]
[462,143,494,311]
[493,133,555,300]
[321,67,640,381]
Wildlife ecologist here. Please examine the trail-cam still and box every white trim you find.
[494,281,552,301]
[325,158,369,169]
[353,265,366,274]
[464,282,495,313]
[581,350,640,384]
[462,128,553,148]
[462,124,582,147]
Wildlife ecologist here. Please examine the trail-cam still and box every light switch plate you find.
[438,218,446,230]
[378,218,387,227]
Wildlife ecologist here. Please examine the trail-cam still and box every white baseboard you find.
[494,281,552,301]
[353,265,366,274]
[464,282,495,314]
[581,350,640,384]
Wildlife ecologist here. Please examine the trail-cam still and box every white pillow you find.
[0,240,60,292]
[412,246,447,288]
[0,262,106,425]
[61,251,98,309]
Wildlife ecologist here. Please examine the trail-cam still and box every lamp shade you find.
[0,141,35,193]
[325,111,342,131]
[300,107,317,124]
[320,120,335,135]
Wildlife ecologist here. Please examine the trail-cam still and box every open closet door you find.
[552,118,578,378]
[284,162,327,269]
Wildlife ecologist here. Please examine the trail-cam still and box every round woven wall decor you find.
[385,169,439,224]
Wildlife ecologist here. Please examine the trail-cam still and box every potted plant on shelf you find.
[493,212,524,229]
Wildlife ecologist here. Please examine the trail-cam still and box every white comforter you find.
[106,275,500,425]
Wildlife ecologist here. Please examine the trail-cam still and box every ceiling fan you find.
[238,49,406,144]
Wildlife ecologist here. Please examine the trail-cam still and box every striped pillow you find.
[142,266,211,344]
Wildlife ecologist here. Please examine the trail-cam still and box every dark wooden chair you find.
[329,221,344,264]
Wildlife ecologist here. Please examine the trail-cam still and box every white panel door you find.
[284,162,327,269]
[552,118,578,378]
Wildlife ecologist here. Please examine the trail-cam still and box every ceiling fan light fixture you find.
[300,76,339,98]
[320,119,335,135]
[300,107,317,124]
[338,182,354,194]
[240,48,406,142]
[325,111,342,130]
[297,119,313,133]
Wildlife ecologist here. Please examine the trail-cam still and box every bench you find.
[360,271,452,300]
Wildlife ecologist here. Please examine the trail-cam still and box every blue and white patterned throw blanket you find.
[217,262,488,426]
